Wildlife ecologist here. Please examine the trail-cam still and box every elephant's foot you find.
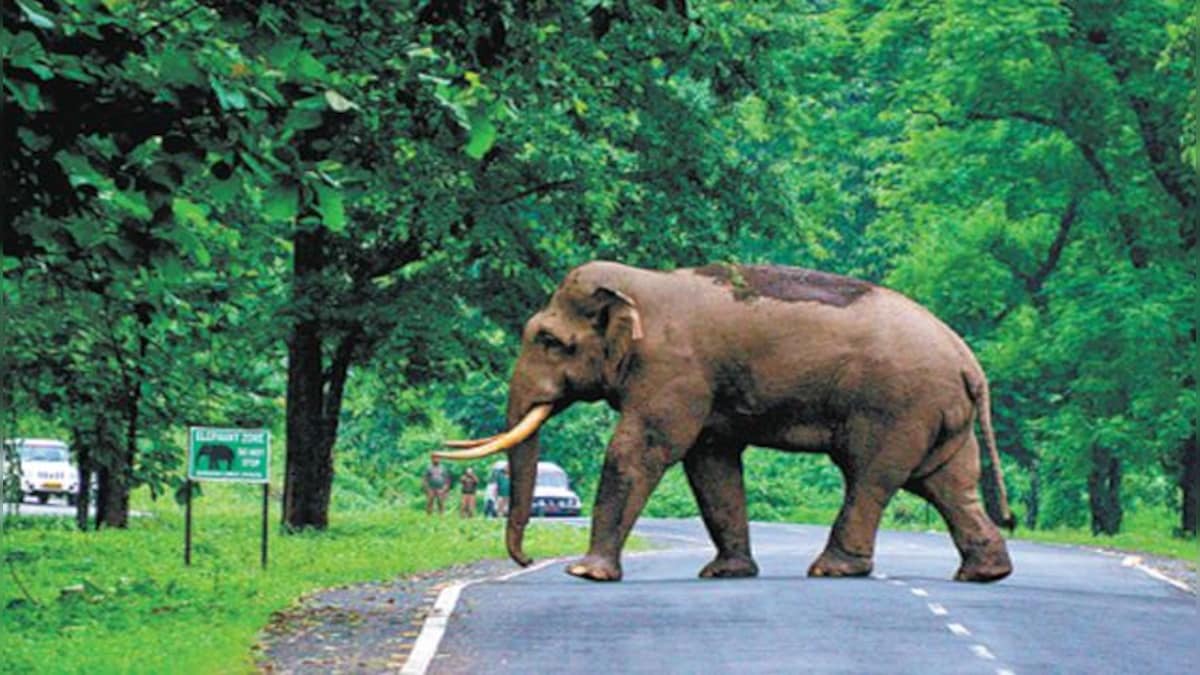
[807,547,873,578]
[565,555,622,582]
[953,544,1013,583]
[699,554,759,579]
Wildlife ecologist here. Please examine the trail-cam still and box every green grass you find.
[1011,509,1199,564]
[0,485,590,674]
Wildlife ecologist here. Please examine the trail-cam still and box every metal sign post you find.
[185,427,270,568]
[261,483,269,569]
[184,480,193,565]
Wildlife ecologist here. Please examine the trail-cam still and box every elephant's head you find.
[435,262,644,566]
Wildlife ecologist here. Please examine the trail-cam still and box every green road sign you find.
[187,427,269,483]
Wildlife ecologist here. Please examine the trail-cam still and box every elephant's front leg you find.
[567,412,699,582]
[684,437,757,579]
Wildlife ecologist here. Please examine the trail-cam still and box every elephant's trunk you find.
[505,403,542,567]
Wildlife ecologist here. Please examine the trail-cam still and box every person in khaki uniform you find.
[459,467,479,518]
[423,456,451,515]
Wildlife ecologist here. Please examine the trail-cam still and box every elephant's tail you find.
[963,370,1015,531]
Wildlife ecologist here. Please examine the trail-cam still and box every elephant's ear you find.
[592,287,643,387]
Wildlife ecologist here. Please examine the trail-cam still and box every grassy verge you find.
[0,486,589,674]
[1008,510,1198,564]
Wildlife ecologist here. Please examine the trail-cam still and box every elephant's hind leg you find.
[906,433,1012,583]
[809,416,923,579]
[684,437,758,579]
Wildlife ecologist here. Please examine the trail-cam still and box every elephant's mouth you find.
[434,404,553,460]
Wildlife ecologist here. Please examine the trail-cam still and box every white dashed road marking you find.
[880,569,1015,674]
[971,645,997,660]
[947,622,972,637]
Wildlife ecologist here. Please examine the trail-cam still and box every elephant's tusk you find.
[434,404,552,460]
[443,433,503,449]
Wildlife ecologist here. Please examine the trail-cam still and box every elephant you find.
[436,261,1014,583]
[196,444,235,472]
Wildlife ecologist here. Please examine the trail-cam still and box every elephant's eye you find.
[535,330,574,355]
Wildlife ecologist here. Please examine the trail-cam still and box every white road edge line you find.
[971,645,996,660]
[402,556,568,675]
[910,588,929,597]
[947,622,971,637]
[1120,555,1192,593]
[1135,563,1192,592]
[997,669,1016,675]
[927,602,948,616]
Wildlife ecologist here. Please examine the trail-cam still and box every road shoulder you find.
[256,558,515,673]
[1108,549,1196,594]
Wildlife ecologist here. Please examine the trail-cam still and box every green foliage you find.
[5,0,1194,554]
[8,2,1196,670]
[855,0,1196,534]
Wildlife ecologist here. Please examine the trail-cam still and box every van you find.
[4,439,81,505]
[483,460,582,517]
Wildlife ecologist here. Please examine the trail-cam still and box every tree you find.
[269,0,848,528]
[4,0,285,526]
[847,0,1196,533]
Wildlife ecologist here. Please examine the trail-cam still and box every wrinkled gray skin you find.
[502,261,1013,583]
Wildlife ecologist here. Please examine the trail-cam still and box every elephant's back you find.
[659,267,976,402]
[685,264,875,308]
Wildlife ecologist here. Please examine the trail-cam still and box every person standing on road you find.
[496,465,511,517]
[423,456,451,515]
[459,467,479,518]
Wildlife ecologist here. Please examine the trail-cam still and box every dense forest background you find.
[4,0,1196,539]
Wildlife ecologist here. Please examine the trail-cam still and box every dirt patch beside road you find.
[257,559,516,673]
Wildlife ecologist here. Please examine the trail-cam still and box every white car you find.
[6,439,80,505]
[483,460,582,517]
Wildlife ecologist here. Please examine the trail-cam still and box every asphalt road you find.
[427,518,1196,674]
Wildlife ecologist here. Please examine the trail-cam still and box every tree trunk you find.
[96,466,130,528]
[95,435,131,529]
[96,468,130,526]
[1087,447,1122,535]
[92,302,146,530]
[75,465,91,531]
[284,228,334,530]
[284,329,335,529]
[72,427,91,531]
[1180,433,1198,537]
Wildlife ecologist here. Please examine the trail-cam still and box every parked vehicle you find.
[483,460,582,517]
[4,439,80,505]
